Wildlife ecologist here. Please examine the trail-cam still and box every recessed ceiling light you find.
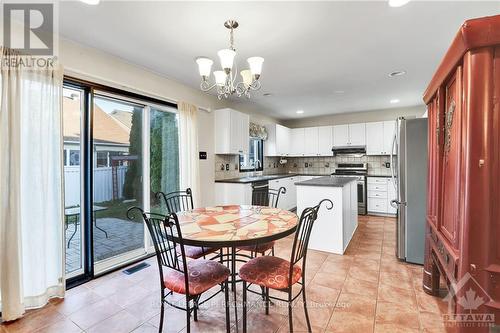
[388,70,407,77]
[388,0,410,7]
[80,0,100,4]
[390,99,400,104]
[296,110,304,114]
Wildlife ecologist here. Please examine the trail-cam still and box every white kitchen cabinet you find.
[349,123,366,146]
[317,126,333,156]
[383,120,396,155]
[367,177,396,216]
[366,121,396,155]
[303,127,319,156]
[215,183,252,205]
[215,108,250,155]
[333,124,349,146]
[366,122,384,155]
[269,176,297,210]
[333,123,365,146]
[290,128,305,156]
[265,124,290,156]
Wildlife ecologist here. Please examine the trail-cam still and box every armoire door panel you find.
[440,67,462,249]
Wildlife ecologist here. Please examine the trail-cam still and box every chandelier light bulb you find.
[240,70,253,87]
[196,57,213,78]
[213,71,227,86]
[218,49,236,72]
[247,57,264,78]
[195,20,263,99]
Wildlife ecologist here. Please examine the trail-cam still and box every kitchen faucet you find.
[253,159,261,177]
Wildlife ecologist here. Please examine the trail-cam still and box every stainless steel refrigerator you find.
[390,117,428,265]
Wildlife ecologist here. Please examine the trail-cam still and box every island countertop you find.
[295,176,358,187]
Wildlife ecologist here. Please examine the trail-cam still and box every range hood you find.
[331,146,366,156]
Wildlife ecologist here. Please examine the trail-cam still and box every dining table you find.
[173,204,299,330]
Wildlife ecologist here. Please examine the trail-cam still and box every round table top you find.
[175,205,298,247]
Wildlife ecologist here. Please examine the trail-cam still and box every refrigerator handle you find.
[390,125,398,192]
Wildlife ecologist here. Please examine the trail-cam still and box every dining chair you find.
[239,199,333,333]
[127,207,231,333]
[237,186,286,256]
[156,188,219,259]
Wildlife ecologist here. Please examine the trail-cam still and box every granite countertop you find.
[295,176,358,187]
[214,173,330,184]
[214,173,301,184]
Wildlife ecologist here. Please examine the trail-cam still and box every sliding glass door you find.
[63,86,86,278]
[92,94,146,272]
[63,78,179,282]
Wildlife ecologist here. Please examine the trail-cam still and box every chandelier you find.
[195,20,264,99]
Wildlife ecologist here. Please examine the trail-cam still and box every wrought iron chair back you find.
[127,207,188,292]
[156,188,194,213]
[252,186,286,208]
[289,199,333,283]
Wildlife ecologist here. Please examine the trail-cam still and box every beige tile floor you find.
[0,215,454,333]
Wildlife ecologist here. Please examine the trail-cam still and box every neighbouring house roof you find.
[110,109,133,129]
[63,96,131,145]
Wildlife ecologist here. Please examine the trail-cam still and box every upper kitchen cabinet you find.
[366,121,396,155]
[265,124,290,156]
[349,123,366,145]
[303,127,319,156]
[333,124,349,146]
[383,120,396,155]
[317,126,333,156]
[290,128,305,156]
[333,123,365,146]
[366,122,384,155]
[215,108,250,155]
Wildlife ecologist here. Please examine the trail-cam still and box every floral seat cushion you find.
[176,245,218,259]
[238,256,302,290]
[163,259,230,295]
[237,241,275,254]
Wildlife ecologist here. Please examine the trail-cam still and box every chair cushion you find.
[176,245,218,259]
[237,241,275,254]
[163,259,230,295]
[239,256,302,290]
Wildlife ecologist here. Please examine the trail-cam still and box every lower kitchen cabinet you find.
[367,177,396,216]
[214,183,252,205]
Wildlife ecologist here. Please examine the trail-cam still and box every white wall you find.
[59,38,279,207]
[282,105,426,128]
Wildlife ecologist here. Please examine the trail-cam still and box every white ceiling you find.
[59,1,500,120]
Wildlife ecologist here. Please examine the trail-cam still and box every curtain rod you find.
[64,69,212,113]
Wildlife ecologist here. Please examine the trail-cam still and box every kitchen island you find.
[296,176,358,255]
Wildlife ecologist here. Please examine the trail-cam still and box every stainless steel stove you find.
[331,163,367,215]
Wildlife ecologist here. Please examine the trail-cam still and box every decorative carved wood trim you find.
[444,100,456,153]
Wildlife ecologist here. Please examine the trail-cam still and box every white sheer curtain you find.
[178,101,201,207]
[0,48,64,321]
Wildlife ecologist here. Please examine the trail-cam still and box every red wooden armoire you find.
[423,15,500,332]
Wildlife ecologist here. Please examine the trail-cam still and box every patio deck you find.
[65,217,144,274]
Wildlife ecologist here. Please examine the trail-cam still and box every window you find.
[96,151,108,168]
[69,150,80,166]
[239,138,263,172]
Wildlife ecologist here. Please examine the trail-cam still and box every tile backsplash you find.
[214,154,393,180]
[283,155,392,176]
[214,155,285,180]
